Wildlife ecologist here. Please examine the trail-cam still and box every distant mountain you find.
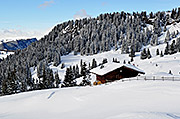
[0,38,37,51]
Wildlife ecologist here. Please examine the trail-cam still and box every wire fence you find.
[121,76,180,82]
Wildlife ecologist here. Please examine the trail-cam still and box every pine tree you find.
[169,70,172,75]
[55,71,61,88]
[75,65,80,78]
[63,67,76,87]
[102,58,108,64]
[129,45,135,57]
[140,48,147,60]
[91,58,97,69]
[79,74,91,86]
[130,57,134,62]
[160,51,164,57]
[41,65,47,89]
[176,37,180,52]
[53,52,61,67]
[147,49,152,59]
[164,24,167,32]
[169,40,177,54]
[80,62,87,77]
[48,69,55,88]
[3,70,19,95]
[165,30,170,43]
[164,42,169,55]
[114,31,118,51]
[123,60,126,64]
[61,63,65,69]
[1,79,8,95]
[156,49,160,55]
[37,61,43,78]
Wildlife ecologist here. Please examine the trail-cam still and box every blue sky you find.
[0,0,180,39]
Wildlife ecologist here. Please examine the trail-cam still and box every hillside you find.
[0,8,180,96]
[0,80,180,119]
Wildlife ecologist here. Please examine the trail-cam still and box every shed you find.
[90,62,145,83]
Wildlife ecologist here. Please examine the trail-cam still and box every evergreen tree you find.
[63,67,76,87]
[169,40,177,54]
[61,63,65,69]
[2,70,19,95]
[55,71,61,88]
[37,61,43,78]
[129,45,135,57]
[130,57,134,62]
[102,58,108,64]
[140,48,147,60]
[79,74,91,86]
[75,65,80,78]
[164,24,167,32]
[147,49,152,59]
[176,37,180,52]
[123,60,126,64]
[53,52,61,67]
[164,42,169,55]
[160,51,164,57]
[169,70,172,75]
[80,62,87,77]
[165,30,170,43]
[91,58,97,69]
[156,49,160,55]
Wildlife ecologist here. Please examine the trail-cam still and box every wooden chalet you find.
[90,62,145,83]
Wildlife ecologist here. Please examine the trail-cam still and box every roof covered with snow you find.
[90,62,145,76]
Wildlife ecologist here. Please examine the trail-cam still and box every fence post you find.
[162,77,164,81]
[153,76,155,81]
[144,76,146,81]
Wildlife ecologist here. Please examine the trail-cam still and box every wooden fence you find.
[121,76,180,82]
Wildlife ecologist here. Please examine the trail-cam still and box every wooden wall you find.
[96,66,139,83]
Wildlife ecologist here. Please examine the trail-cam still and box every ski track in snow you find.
[166,113,180,119]
[47,91,55,99]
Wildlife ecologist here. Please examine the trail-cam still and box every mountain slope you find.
[0,80,180,119]
[0,8,180,95]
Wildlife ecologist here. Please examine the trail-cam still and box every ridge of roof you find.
[90,62,145,76]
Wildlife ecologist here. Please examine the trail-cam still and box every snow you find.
[1,80,180,119]
[90,63,144,76]
[124,64,145,74]
[91,62,124,75]
[0,51,14,59]
[30,46,180,83]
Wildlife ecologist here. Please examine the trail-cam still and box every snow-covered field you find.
[2,45,179,119]
[0,80,180,119]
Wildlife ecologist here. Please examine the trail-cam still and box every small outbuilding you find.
[90,62,145,83]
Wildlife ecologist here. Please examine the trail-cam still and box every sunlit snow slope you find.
[0,81,180,119]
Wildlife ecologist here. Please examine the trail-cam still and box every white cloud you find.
[38,0,54,8]
[101,2,107,6]
[73,9,91,20]
[0,29,48,40]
